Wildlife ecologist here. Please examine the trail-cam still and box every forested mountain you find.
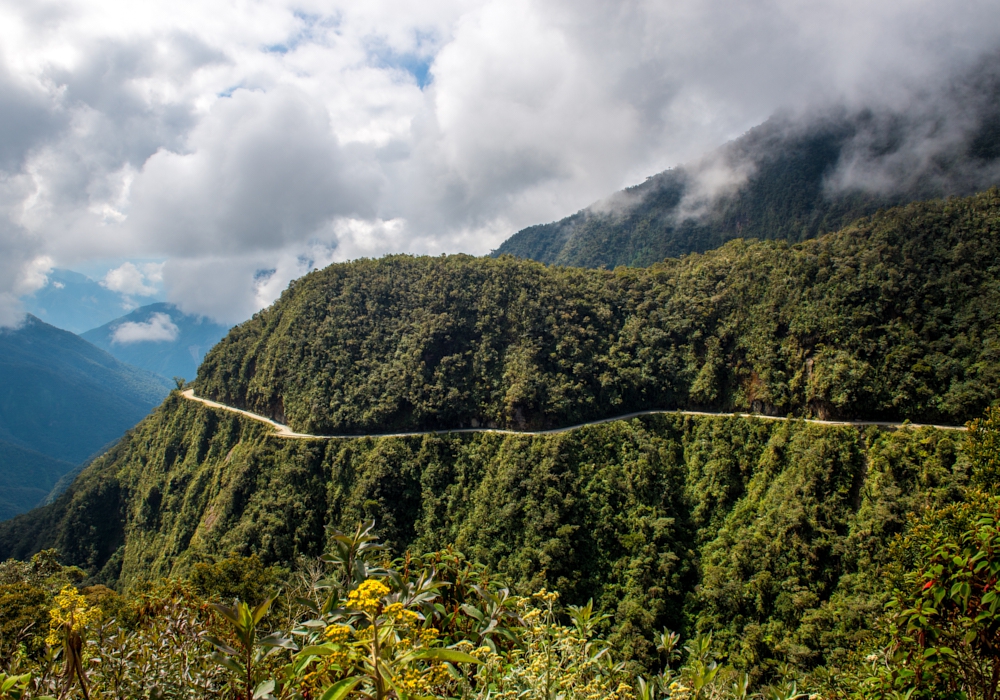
[0,393,967,677]
[494,92,1000,268]
[0,316,172,518]
[198,190,1000,434]
[1,192,999,691]
[81,302,232,384]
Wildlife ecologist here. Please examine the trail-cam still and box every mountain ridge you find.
[1,191,997,677]
[493,104,1000,268]
[196,190,1000,437]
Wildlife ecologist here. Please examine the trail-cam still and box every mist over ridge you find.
[494,52,1000,268]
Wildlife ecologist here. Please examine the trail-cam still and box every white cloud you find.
[0,0,997,325]
[111,312,179,343]
[101,261,161,296]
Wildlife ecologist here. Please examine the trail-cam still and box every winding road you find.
[180,389,968,440]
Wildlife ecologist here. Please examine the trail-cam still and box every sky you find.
[1,0,999,325]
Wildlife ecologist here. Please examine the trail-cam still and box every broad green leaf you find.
[205,635,239,656]
[320,676,362,700]
[210,602,241,626]
[260,632,297,650]
[409,648,483,665]
[299,644,336,657]
[253,595,278,626]
[253,680,276,699]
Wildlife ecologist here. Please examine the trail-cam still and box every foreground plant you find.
[208,595,295,700]
[46,586,101,700]
[0,521,822,700]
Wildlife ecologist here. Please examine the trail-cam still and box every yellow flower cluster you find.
[384,602,420,627]
[45,585,101,647]
[396,663,451,694]
[522,609,542,622]
[667,680,691,700]
[324,623,352,644]
[346,579,389,615]
[397,667,432,694]
[418,627,439,645]
[532,588,559,603]
[427,662,450,685]
[299,653,353,695]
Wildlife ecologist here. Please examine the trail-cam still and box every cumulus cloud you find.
[0,0,998,325]
[101,262,163,297]
[111,312,179,343]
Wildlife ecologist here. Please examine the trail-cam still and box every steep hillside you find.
[0,316,172,466]
[81,302,232,384]
[3,193,995,674]
[198,191,1000,433]
[0,390,967,671]
[494,105,1000,268]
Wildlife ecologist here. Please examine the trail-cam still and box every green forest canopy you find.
[199,190,1000,434]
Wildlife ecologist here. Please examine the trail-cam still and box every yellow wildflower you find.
[428,662,450,684]
[384,601,420,626]
[532,588,559,603]
[323,623,352,644]
[346,579,389,615]
[46,585,101,648]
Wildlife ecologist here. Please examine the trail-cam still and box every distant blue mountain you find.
[81,303,232,384]
[22,269,155,334]
[0,440,74,521]
[0,315,172,518]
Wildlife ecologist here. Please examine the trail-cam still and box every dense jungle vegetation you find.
[199,190,1000,434]
[2,191,1000,697]
[1,407,999,699]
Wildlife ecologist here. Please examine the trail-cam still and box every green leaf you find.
[320,676,362,700]
[205,635,239,656]
[260,632,297,650]
[299,644,336,657]
[253,680,276,699]
[252,595,279,626]
[210,602,241,627]
[460,603,484,621]
[211,652,245,675]
[410,648,483,665]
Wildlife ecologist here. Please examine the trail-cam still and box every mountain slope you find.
[81,303,232,384]
[197,191,1000,436]
[0,315,172,466]
[1,193,994,672]
[494,105,1000,268]
[0,387,966,671]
